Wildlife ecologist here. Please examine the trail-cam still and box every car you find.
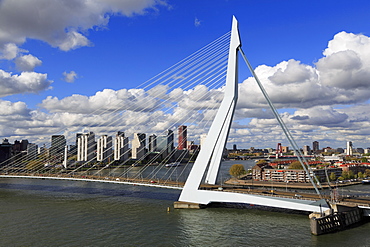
[150,180,157,183]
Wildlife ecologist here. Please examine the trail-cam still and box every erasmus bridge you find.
[1,17,369,216]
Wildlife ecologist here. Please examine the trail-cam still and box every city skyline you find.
[2,129,369,154]
[1,1,370,149]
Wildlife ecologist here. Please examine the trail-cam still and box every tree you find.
[342,171,349,180]
[229,164,246,178]
[329,172,337,181]
[365,169,370,177]
[358,172,364,179]
[288,161,304,169]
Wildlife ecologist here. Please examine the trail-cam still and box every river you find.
[1,160,370,246]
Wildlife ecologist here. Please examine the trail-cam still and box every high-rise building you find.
[132,133,146,160]
[156,130,174,156]
[303,145,311,155]
[77,132,96,161]
[97,135,112,162]
[148,134,157,152]
[346,141,353,156]
[114,131,129,161]
[178,125,187,150]
[27,143,38,157]
[21,140,29,152]
[313,141,319,153]
[13,140,29,154]
[50,135,66,157]
[0,139,12,164]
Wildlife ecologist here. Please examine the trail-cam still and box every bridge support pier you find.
[174,201,206,209]
[309,204,365,235]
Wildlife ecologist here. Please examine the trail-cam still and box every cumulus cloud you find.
[269,59,318,85]
[237,61,334,109]
[178,85,223,110]
[0,0,168,51]
[0,100,31,118]
[4,30,370,149]
[0,70,52,97]
[291,106,349,127]
[39,88,163,114]
[238,32,370,110]
[317,31,370,90]
[0,43,23,60]
[0,100,32,137]
[62,71,78,83]
[15,54,42,71]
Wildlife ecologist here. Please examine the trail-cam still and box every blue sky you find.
[1,0,370,150]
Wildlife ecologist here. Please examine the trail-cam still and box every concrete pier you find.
[309,204,365,235]
[174,201,205,209]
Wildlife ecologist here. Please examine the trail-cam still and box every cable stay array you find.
[0,31,233,187]
[0,24,323,198]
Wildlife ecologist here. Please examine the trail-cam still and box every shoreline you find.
[224,178,362,189]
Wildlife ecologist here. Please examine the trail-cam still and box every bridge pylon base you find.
[174,201,206,209]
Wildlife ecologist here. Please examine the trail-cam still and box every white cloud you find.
[39,88,163,114]
[0,100,30,118]
[0,70,52,97]
[62,71,78,83]
[0,0,168,51]
[268,59,318,85]
[15,54,42,71]
[291,106,349,127]
[3,30,370,149]
[317,31,370,90]
[0,43,23,60]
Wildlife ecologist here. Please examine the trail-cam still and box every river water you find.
[1,161,370,246]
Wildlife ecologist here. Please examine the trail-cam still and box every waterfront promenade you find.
[225,177,363,189]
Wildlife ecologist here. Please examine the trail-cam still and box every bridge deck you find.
[0,173,184,190]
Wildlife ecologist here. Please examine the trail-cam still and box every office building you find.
[313,141,319,153]
[0,139,12,164]
[77,132,96,161]
[303,145,311,155]
[27,143,38,158]
[132,133,146,160]
[97,135,112,162]
[114,131,129,161]
[346,141,353,156]
[148,134,157,152]
[156,130,174,156]
[178,125,187,150]
[50,135,66,157]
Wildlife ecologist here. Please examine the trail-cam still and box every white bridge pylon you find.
[178,16,329,213]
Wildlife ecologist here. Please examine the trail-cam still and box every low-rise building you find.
[252,163,342,183]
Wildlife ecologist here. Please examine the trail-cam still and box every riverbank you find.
[224,177,362,189]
